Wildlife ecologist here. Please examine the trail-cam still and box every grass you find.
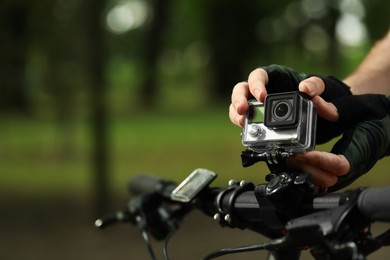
[0,110,260,197]
[2,110,390,199]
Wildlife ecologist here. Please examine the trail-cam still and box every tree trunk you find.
[83,0,110,215]
[138,0,170,109]
[0,0,30,114]
[205,0,260,104]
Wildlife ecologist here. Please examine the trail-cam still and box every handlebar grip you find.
[357,187,390,222]
[129,175,177,198]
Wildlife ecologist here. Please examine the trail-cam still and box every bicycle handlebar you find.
[226,187,390,223]
[128,175,390,223]
[129,175,177,198]
[358,187,390,222]
[98,173,390,260]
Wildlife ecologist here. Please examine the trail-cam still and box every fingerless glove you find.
[329,115,390,191]
[331,94,390,127]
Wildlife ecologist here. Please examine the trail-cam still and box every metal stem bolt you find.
[224,214,232,224]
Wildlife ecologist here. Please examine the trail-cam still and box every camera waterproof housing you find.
[242,91,316,155]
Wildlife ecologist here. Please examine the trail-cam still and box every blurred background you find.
[1,0,390,259]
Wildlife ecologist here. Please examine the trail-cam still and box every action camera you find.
[242,91,316,155]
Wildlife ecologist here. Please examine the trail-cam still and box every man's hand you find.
[229,68,269,127]
[229,67,339,127]
[286,151,349,187]
[229,67,347,187]
[230,65,390,189]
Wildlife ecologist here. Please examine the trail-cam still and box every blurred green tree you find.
[0,0,31,114]
[82,0,110,215]
[363,0,390,41]
[138,0,171,109]
[203,0,263,103]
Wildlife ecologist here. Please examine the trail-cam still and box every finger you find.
[231,82,250,115]
[293,151,349,176]
[286,157,338,187]
[299,76,339,122]
[298,76,325,97]
[300,163,339,187]
[312,96,339,122]
[229,103,245,127]
[248,68,268,102]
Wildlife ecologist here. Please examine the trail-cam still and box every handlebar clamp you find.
[214,180,255,229]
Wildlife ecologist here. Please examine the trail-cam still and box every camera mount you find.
[241,148,290,168]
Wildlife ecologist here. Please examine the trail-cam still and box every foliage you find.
[2,112,390,198]
[1,0,389,117]
[1,0,390,208]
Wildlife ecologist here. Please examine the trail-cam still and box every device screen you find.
[249,105,264,123]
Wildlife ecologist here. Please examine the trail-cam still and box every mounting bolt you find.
[228,179,237,186]
[240,180,248,187]
[224,214,232,224]
[213,213,221,222]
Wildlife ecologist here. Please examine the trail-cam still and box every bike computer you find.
[171,168,216,203]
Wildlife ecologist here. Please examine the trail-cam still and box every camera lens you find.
[273,101,291,121]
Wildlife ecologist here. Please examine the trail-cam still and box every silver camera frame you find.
[242,92,316,155]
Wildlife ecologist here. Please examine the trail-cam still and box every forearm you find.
[344,30,390,95]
